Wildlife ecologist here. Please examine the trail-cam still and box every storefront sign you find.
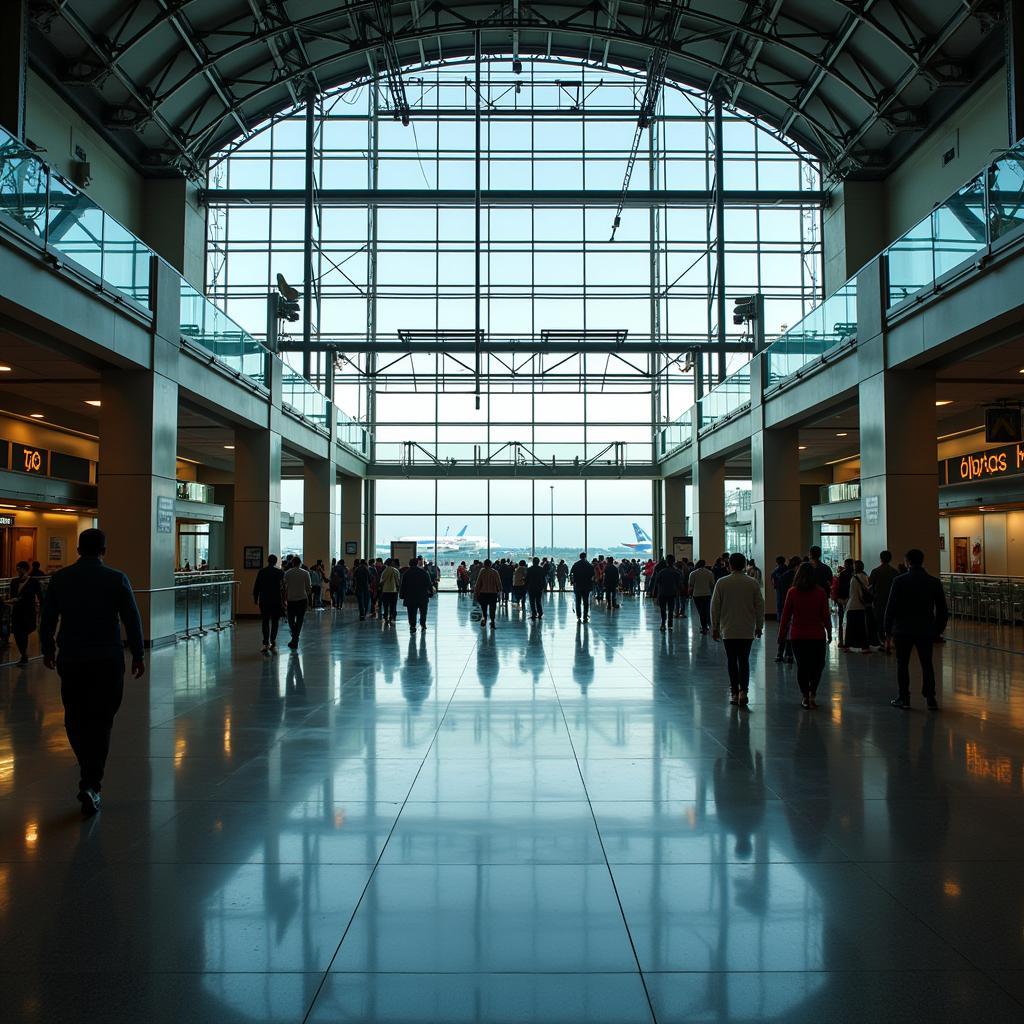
[942,442,1024,485]
[48,535,64,563]
[11,442,47,475]
[0,514,14,528]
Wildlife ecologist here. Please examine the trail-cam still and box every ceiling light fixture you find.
[0,365,11,372]
[835,432,847,437]
[85,400,101,407]
[798,445,807,450]
[223,445,235,450]
[29,413,44,419]
[935,400,953,407]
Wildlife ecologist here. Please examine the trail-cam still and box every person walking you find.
[654,555,683,631]
[399,557,433,632]
[473,558,502,627]
[604,557,620,608]
[526,556,547,619]
[308,560,324,609]
[512,559,528,613]
[283,558,312,649]
[556,559,569,592]
[378,558,401,625]
[353,558,372,620]
[807,545,833,594]
[844,560,875,652]
[868,550,899,652]
[8,560,42,665]
[883,548,948,710]
[253,554,285,653]
[778,562,832,708]
[498,558,514,608]
[38,529,145,817]
[688,559,715,634]
[570,552,595,622]
[833,558,854,649]
[710,553,765,707]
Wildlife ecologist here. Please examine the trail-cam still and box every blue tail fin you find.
[457,525,468,537]
[632,522,651,542]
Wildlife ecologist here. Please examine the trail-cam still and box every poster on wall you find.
[48,535,65,565]
[971,536,984,574]
[672,536,693,563]
[345,540,358,555]
[953,537,969,573]
[243,545,264,569]
[391,540,416,564]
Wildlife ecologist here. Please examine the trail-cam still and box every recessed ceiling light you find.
[798,445,807,450]
[935,400,953,407]
[835,432,847,437]
[29,413,44,419]
[0,365,11,372]
[0,504,16,509]
[85,400,101,407]
[223,444,235,450]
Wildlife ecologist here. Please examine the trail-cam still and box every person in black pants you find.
[654,556,683,631]
[252,554,285,653]
[883,548,948,710]
[604,557,620,608]
[9,560,41,665]
[39,528,145,817]
[525,557,547,619]
[399,557,433,632]
[570,552,595,622]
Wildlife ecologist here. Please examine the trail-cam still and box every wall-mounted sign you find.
[11,442,47,475]
[864,494,879,525]
[0,514,15,528]
[345,540,358,556]
[985,407,1022,444]
[156,495,175,533]
[941,442,1024,485]
[48,535,65,563]
[391,540,416,564]
[243,545,264,569]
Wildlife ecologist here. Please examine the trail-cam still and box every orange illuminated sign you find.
[943,443,1024,485]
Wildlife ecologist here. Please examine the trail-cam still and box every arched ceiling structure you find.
[27,0,1002,179]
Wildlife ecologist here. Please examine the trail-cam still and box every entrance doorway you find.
[1,527,36,576]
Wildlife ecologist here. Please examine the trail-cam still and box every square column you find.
[233,427,281,611]
[339,473,362,560]
[98,368,178,645]
[663,475,686,558]
[691,457,725,562]
[859,369,938,570]
[752,426,802,613]
[303,455,339,564]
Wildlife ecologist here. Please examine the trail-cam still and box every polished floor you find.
[2,592,1024,1023]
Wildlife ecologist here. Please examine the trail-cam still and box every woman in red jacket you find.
[778,562,833,709]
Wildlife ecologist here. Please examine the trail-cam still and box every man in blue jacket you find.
[883,548,948,710]
[39,528,145,816]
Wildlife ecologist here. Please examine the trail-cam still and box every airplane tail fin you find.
[457,525,468,537]
[632,522,651,542]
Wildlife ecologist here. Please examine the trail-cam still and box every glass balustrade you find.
[659,405,694,456]
[0,125,150,307]
[179,282,268,385]
[369,440,654,465]
[281,367,330,428]
[698,362,751,430]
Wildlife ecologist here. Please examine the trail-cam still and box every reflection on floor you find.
[1,592,1023,1022]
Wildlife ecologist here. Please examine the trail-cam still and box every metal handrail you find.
[939,573,1024,630]
[136,580,239,640]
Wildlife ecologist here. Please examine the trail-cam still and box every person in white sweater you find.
[711,553,765,707]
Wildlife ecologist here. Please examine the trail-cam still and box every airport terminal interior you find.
[2,1,1024,1021]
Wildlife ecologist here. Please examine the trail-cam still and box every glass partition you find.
[698,361,751,430]
[180,281,267,384]
[659,405,694,456]
[281,366,329,429]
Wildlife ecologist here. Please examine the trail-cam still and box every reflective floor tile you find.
[644,970,1023,1023]
[331,864,637,972]
[406,758,587,801]
[308,973,654,1023]
[612,862,964,972]
[381,802,604,864]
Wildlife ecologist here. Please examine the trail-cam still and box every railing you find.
[885,141,1024,309]
[374,440,654,466]
[818,480,861,503]
[336,407,369,457]
[941,573,1024,634]
[659,405,694,457]
[180,282,267,384]
[765,278,857,385]
[0,575,51,601]
[281,366,330,429]
[173,569,233,584]
[139,579,238,640]
[0,125,150,307]
[176,480,215,503]
[698,361,751,431]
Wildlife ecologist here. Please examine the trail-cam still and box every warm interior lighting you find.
[29,413,44,419]
[835,432,847,437]
[223,444,235,450]
[0,365,12,372]
[24,820,38,851]
[935,400,953,407]
[85,400,102,407]
[798,445,807,450]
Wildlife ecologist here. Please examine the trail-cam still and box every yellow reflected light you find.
[24,821,38,851]
[174,735,187,770]
[965,742,1013,785]
[943,880,962,898]
[223,712,232,757]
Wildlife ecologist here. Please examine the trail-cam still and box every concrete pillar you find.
[142,177,207,290]
[663,475,686,557]
[751,425,802,614]
[303,455,339,564]
[0,0,27,141]
[691,458,725,561]
[859,368,938,571]
[98,368,178,646]
[233,427,281,613]
[339,472,362,560]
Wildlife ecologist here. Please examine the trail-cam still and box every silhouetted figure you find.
[570,552,595,622]
[525,557,547,619]
[9,559,41,665]
[39,528,145,816]
[883,547,947,710]
[399,557,432,632]
[252,553,284,653]
[711,553,764,707]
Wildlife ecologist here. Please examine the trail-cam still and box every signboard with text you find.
[942,442,1024,485]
